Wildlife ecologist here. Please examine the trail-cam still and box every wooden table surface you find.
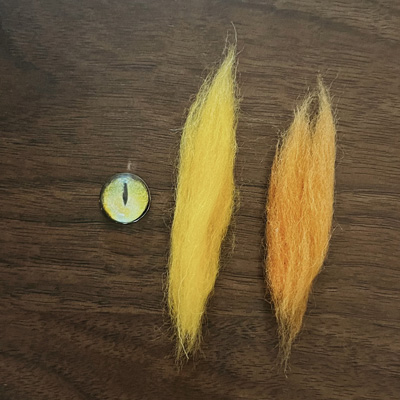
[0,1,399,399]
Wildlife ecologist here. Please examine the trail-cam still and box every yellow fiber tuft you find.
[266,81,336,368]
[168,46,238,358]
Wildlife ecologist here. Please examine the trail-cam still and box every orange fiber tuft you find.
[266,81,336,367]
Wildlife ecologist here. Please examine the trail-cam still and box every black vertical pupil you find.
[123,182,128,205]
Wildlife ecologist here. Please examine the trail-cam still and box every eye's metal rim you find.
[99,172,151,224]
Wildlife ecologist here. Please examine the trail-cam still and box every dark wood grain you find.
[0,1,399,399]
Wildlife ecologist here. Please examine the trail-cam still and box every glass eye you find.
[100,173,150,224]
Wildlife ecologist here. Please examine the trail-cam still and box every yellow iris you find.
[101,173,150,224]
